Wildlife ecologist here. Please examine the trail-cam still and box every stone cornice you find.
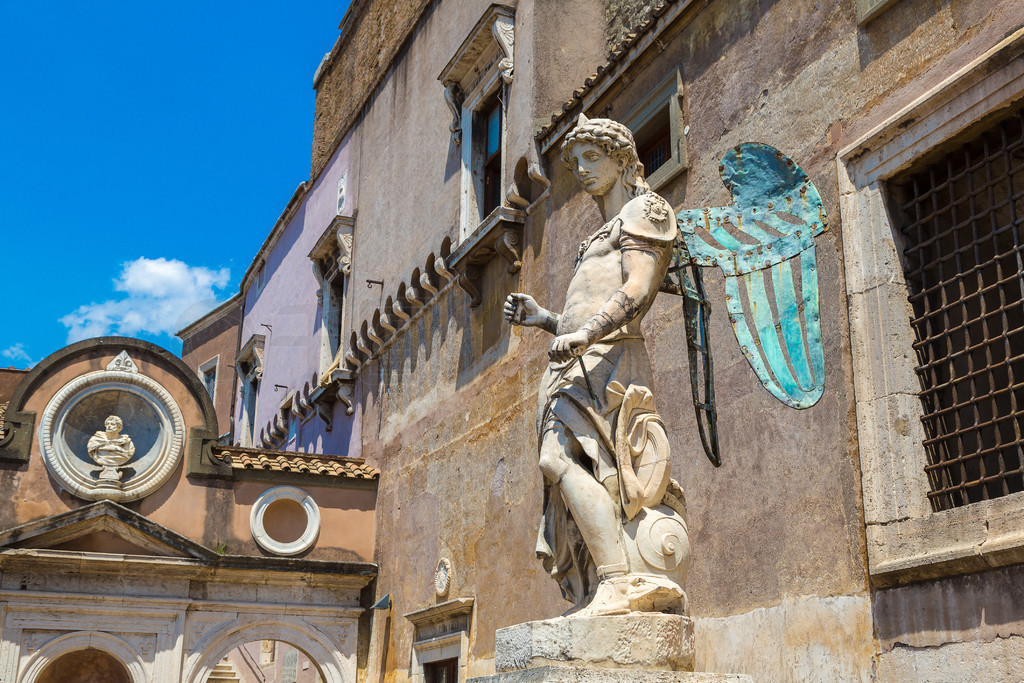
[403,597,475,627]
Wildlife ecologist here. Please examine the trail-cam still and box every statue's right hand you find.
[504,293,540,326]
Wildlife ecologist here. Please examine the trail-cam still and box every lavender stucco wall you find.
[237,137,358,457]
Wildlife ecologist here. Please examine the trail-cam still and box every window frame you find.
[621,69,686,191]
[438,5,515,244]
[235,335,265,448]
[460,64,507,240]
[198,356,219,404]
[837,28,1024,587]
[310,215,354,378]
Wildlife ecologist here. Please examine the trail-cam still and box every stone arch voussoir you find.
[183,617,346,683]
[18,630,147,683]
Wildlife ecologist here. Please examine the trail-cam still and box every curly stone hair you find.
[104,415,123,431]
[561,114,651,199]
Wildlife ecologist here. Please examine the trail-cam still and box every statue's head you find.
[561,114,650,198]
[104,415,123,434]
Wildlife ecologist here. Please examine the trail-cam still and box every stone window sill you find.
[448,206,525,306]
[867,492,1024,587]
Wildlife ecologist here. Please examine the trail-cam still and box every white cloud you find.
[60,257,231,343]
[2,343,35,368]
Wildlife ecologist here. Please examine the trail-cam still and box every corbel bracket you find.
[448,205,526,308]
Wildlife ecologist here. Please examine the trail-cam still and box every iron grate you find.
[893,106,1024,511]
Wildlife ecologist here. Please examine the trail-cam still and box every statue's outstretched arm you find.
[505,293,559,335]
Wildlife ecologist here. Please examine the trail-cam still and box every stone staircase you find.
[206,659,242,683]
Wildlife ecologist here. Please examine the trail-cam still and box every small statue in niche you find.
[505,115,689,617]
[87,415,136,484]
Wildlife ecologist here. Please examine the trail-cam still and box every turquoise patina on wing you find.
[677,143,828,409]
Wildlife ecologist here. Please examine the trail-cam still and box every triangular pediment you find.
[0,501,216,560]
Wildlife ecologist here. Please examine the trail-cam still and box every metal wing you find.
[677,143,829,409]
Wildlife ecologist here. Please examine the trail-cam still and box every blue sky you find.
[0,1,351,368]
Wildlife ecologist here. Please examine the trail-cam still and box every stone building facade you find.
[7,0,1024,681]
[0,338,378,682]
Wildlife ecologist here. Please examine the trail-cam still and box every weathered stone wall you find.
[605,0,656,49]
[873,564,1024,681]
[310,0,434,179]
[331,0,1024,680]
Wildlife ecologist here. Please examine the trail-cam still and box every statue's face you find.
[104,417,120,433]
[567,141,623,197]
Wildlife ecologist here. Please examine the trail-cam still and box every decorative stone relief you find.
[443,81,464,146]
[492,14,515,84]
[337,225,353,275]
[435,557,452,597]
[106,350,140,374]
[38,361,185,503]
[438,5,515,147]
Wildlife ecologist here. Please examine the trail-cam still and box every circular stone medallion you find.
[39,370,185,502]
[250,486,321,556]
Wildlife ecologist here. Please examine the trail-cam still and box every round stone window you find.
[39,368,184,502]
[250,486,321,556]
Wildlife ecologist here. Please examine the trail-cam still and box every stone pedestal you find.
[471,618,753,679]
[470,668,752,682]
[469,614,752,683]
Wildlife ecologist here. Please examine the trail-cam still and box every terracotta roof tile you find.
[212,446,379,480]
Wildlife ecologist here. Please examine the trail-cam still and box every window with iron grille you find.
[889,106,1024,511]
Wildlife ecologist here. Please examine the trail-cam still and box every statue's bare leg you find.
[539,426,631,615]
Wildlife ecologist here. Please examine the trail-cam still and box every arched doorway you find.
[35,648,130,683]
[206,640,324,683]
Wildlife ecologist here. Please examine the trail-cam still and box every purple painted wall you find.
[236,136,359,457]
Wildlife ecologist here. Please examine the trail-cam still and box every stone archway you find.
[35,648,130,683]
[18,632,147,683]
[184,620,347,683]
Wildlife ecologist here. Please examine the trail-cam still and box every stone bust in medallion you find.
[87,415,136,483]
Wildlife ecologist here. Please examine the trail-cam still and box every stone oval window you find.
[250,486,321,556]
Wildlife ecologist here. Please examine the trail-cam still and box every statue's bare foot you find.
[574,577,631,617]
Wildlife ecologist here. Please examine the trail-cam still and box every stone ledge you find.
[469,666,752,682]
[867,491,1024,587]
[496,614,694,673]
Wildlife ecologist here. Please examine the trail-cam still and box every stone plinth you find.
[496,614,693,672]
[468,615,752,683]
[470,668,752,682]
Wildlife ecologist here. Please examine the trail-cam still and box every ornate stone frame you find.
[438,4,515,243]
[310,215,354,377]
[38,369,185,503]
[249,486,322,556]
[405,598,474,683]
[837,28,1024,586]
